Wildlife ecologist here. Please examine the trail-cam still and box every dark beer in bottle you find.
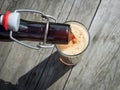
[0,18,71,44]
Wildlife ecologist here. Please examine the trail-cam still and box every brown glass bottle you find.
[0,19,70,44]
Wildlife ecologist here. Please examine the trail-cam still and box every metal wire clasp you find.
[10,9,57,50]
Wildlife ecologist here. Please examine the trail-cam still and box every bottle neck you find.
[0,19,70,44]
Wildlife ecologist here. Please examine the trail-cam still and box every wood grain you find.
[0,0,101,89]
[0,0,120,90]
[0,0,55,84]
[0,0,18,71]
[41,0,101,89]
[0,0,4,10]
[64,0,120,90]
[17,0,71,89]
[0,0,67,85]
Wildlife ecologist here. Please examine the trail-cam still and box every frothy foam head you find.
[56,21,89,55]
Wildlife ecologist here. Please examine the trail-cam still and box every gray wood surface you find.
[0,0,16,72]
[47,0,101,89]
[64,0,120,90]
[0,0,57,84]
[0,0,120,90]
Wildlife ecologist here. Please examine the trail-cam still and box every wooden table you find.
[0,0,120,90]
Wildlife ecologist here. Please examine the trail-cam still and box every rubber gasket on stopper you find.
[2,11,11,31]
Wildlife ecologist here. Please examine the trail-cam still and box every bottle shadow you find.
[16,51,73,90]
[0,79,16,90]
[0,51,73,90]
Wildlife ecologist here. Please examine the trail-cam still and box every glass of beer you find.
[56,21,90,66]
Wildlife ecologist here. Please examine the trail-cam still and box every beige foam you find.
[56,22,89,55]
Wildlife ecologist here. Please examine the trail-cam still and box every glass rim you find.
[55,21,90,57]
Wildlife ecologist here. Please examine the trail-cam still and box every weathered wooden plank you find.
[35,0,101,90]
[16,47,53,90]
[16,0,70,90]
[0,0,52,83]
[0,0,67,86]
[0,0,18,71]
[0,0,4,10]
[0,0,4,4]
[0,0,18,13]
[0,0,34,73]
[67,0,101,28]
[34,48,72,90]
[0,42,13,71]
[64,0,120,90]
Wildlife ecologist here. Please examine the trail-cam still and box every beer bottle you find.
[0,14,70,44]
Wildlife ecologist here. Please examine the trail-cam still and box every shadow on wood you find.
[0,79,16,90]
[17,51,73,90]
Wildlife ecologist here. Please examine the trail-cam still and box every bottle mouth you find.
[56,21,90,57]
